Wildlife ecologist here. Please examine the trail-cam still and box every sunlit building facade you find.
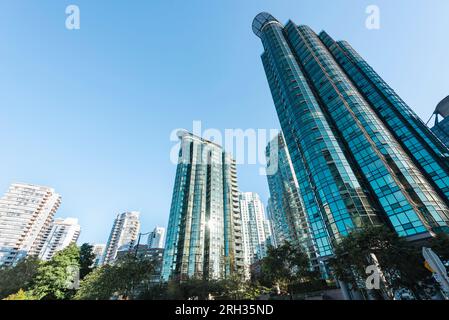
[265,133,314,260]
[0,183,61,266]
[239,192,271,268]
[162,131,245,281]
[147,226,165,249]
[103,211,140,265]
[91,243,106,267]
[38,217,81,261]
[253,13,449,263]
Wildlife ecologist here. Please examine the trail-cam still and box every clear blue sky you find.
[1,0,448,244]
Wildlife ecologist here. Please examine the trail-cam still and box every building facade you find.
[38,217,81,261]
[162,131,245,282]
[431,96,449,148]
[117,245,164,283]
[266,133,314,261]
[0,183,61,266]
[102,211,140,265]
[239,192,271,268]
[253,13,449,265]
[266,199,280,248]
[91,244,106,267]
[148,226,165,249]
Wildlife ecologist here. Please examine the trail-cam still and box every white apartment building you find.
[0,183,61,266]
[38,217,81,261]
[102,211,140,265]
[239,192,270,269]
[147,226,165,249]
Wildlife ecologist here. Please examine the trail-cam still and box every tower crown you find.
[252,12,282,38]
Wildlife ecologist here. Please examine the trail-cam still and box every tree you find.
[74,265,116,300]
[329,225,432,300]
[29,244,80,300]
[260,242,320,299]
[0,256,40,299]
[428,233,449,263]
[75,254,156,300]
[3,289,36,300]
[79,243,96,279]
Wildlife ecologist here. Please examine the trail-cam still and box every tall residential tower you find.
[266,133,314,260]
[239,192,271,267]
[162,131,245,281]
[0,183,61,266]
[253,13,449,264]
[38,217,81,261]
[102,211,140,265]
[147,226,165,249]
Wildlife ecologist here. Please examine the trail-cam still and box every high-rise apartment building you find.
[431,96,449,148]
[263,219,273,249]
[162,131,245,282]
[266,200,280,248]
[253,13,449,264]
[239,192,271,267]
[38,217,81,261]
[102,211,140,265]
[91,244,106,267]
[0,183,61,266]
[147,226,165,249]
[266,133,314,260]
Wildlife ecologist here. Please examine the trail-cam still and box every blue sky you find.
[1,0,448,244]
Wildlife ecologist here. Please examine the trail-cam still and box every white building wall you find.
[148,227,165,249]
[0,183,61,266]
[38,217,81,261]
[103,211,140,265]
[239,192,270,270]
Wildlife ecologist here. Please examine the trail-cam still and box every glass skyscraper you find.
[253,12,449,262]
[162,131,244,281]
[266,133,314,262]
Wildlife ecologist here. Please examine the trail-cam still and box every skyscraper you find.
[38,217,81,261]
[162,131,245,282]
[265,133,314,260]
[239,192,271,268]
[147,226,165,249]
[266,199,280,248]
[102,211,140,265]
[253,13,449,264]
[431,96,449,148]
[91,243,106,267]
[0,183,61,266]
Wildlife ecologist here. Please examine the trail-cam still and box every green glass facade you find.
[266,133,315,262]
[432,117,449,149]
[253,12,449,260]
[162,131,244,281]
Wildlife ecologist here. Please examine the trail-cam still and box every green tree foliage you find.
[428,233,449,263]
[3,289,36,300]
[260,242,321,298]
[0,256,40,299]
[75,254,155,300]
[142,277,267,300]
[329,225,434,299]
[28,244,80,300]
[79,243,96,279]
